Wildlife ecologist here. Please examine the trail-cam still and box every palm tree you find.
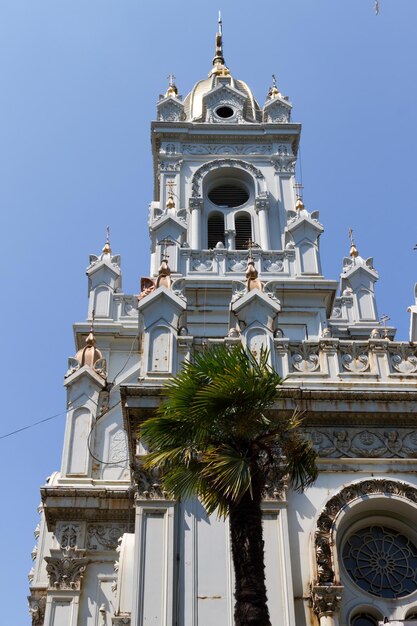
[140,344,317,626]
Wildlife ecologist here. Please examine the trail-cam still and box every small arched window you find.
[207,213,225,249]
[235,213,252,250]
[351,613,379,626]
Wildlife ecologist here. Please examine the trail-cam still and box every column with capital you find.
[255,193,271,250]
[189,197,203,249]
[311,585,343,626]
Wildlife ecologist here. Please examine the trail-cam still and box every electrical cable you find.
[86,400,130,466]
[0,410,67,440]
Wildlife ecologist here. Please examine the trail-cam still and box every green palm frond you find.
[139,344,317,516]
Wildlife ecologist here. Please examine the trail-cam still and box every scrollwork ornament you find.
[340,343,370,373]
[389,344,417,374]
[290,344,320,373]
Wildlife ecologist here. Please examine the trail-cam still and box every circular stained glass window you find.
[342,525,417,598]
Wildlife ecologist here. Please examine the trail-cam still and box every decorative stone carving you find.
[109,430,128,464]
[46,546,89,590]
[112,618,131,625]
[263,100,291,124]
[227,253,248,273]
[262,255,284,273]
[57,523,81,549]
[188,197,203,211]
[311,585,343,617]
[28,592,47,626]
[290,344,320,373]
[158,159,183,173]
[131,462,171,499]
[122,295,138,317]
[191,253,214,272]
[181,143,272,155]
[87,524,127,550]
[389,344,417,374]
[157,99,184,122]
[306,427,417,458]
[271,156,296,173]
[255,192,270,212]
[340,343,370,373]
[191,159,264,198]
[314,479,417,585]
[230,281,246,303]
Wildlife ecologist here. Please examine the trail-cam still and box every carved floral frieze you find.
[306,428,417,458]
[314,479,417,585]
[182,143,272,155]
[87,524,127,551]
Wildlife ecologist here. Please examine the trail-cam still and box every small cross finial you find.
[245,238,261,259]
[375,0,379,15]
[167,74,176,87]
[166,179,176,209]
[293,182,304,199]
[379,313,391,339]
[218,10,222,36]
[272,74,277,89]
[348,227,359,258]
[158,237,175,260]
[102,225,112,255]
[91,308,96,333]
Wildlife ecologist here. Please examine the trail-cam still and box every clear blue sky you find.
[1,1,416,621]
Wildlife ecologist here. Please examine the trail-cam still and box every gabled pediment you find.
[231,288,281,327]
[138,285,186,319]
[157,96,185,122]
[150,214,187,234]
[64,364,107,390]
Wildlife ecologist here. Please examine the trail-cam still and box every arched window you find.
[207,213,225,249]
[351,612,379,626]
[235,213,252,250]
[406,612,417,621]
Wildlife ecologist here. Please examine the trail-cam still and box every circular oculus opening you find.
[215,105,234,119]
[208,184,249,208]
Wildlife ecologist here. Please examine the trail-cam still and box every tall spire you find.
[211,11,229,76]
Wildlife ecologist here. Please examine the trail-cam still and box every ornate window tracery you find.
[342,525,417,598]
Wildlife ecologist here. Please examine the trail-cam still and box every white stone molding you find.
[191,158,266,198]
[87,524,127,551]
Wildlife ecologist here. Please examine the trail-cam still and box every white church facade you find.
[29,26,417,626]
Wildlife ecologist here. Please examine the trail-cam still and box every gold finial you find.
[293,182,305,211]
[166,179,176,209]
[349,228,359,258]
[268,74,279,99]
[102,226,111,255]
[375,0,379,15]
[165,74,178,97]
[211,11,230,76]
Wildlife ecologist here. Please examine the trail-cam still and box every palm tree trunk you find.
[229,474,271,626]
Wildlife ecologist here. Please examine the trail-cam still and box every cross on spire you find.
[167,74,176,87]
[158,237,175,260]
[379,313,391,338]
[293,182,304,199]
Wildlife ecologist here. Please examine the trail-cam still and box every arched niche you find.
[93,284,111,317]
[191,158,266,199]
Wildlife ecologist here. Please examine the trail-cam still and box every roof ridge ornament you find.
[211,11,230,76]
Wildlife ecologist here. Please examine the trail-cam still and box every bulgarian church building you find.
[29,24,417,626]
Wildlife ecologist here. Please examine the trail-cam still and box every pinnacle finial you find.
[211,11,229,76]
[268,74,279,99]
[165,74,178,97]
[102,226,111,255]
[349,228,359,258]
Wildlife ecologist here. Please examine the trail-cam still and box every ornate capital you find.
[45,546,89,590]
[311,585,343,617]
[28,591,47,626]
[188,197,203,211]
[255,192,270,212]
[131,461,172,500]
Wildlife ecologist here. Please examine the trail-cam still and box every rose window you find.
[342,525,417,598]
